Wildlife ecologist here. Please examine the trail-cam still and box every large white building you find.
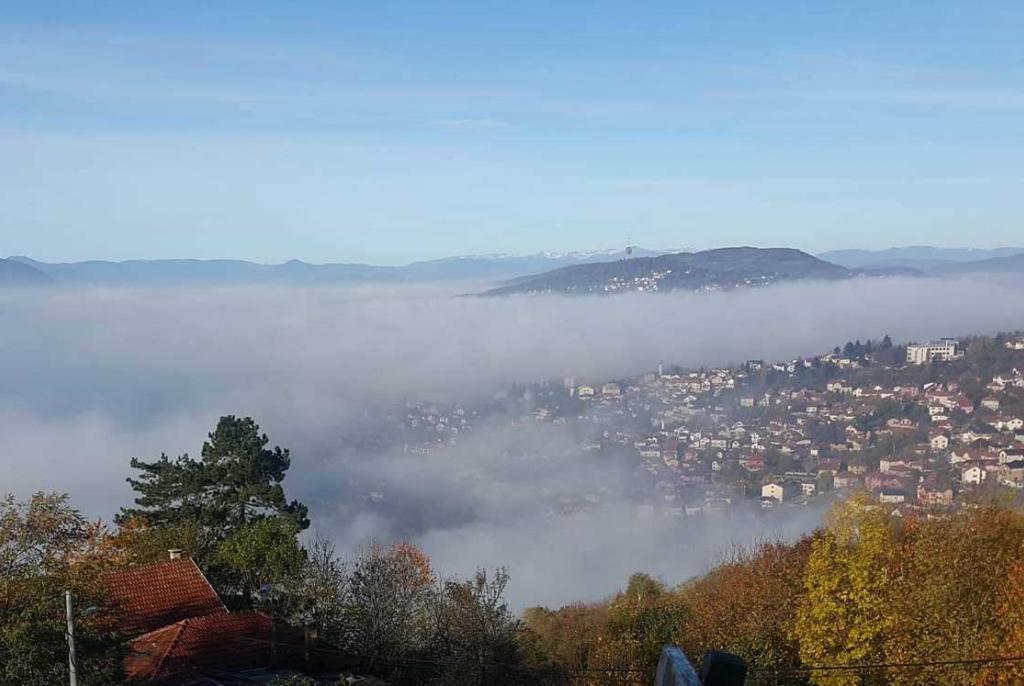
[907,339,960,365]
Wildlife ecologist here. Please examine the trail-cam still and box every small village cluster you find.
[395,334,1024,517]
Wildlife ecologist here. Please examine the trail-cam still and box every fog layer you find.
[1,276,1022,606]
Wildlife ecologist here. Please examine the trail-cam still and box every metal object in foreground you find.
[66,590,78,686]
[655,646,747,686]
[655,646,702,686]
[700,650,747,686]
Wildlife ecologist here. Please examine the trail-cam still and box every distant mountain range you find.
[943,253,1024,274]
[818,246,1024,274]
[481,247,855,296]
[3,245,1023,291]
[1,249,666,288]
[0,258,52,286]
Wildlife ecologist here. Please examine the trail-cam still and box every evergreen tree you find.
[118,415,309,535]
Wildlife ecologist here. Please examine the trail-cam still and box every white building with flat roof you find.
[907,339,960,365]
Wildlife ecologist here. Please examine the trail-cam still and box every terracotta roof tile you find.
[126,612,279,684]
[105,559,227,636]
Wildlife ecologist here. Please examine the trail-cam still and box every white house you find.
[962,464,988,485]
[761,482,793,503]
[999,448,1024,464]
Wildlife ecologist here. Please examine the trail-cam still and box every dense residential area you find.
[394,332,1024,517]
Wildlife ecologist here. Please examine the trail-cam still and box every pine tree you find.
[118,415,309,535]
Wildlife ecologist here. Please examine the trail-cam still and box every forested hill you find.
[481,247,855,296]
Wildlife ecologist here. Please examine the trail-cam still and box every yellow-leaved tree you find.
[792,496,897,686]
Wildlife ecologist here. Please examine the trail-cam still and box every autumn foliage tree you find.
[676,538,812,680]
[603,573,685,680]
[427,568,526,685]
[344,541,435,662]
[793,497,898,685]
[521,603,608,684]
[524,499,1024,686]
[983,559,1024,685]
[881,508,1024,686]
[0,493,125,686]
[786,501,1024,686]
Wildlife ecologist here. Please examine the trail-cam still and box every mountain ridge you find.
[0,258,52,286]
[819,246,1024,272]
[7,245,1024,289]
[5,249,670,286]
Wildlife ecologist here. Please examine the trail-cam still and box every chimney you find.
[168,549,183,561]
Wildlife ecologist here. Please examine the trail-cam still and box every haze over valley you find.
[4,269,1024,607]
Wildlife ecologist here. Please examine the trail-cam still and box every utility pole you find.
[65,590,78,686]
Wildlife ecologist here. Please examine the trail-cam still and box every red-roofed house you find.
[104,555,305,684]
[125,611,288,685]
[105,558,226,636]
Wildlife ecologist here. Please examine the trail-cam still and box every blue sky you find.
[2,1,1023,264]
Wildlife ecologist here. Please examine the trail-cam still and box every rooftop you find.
[104,558,227,636]
[125,611,280,685]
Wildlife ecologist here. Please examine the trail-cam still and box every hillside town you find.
[391,333,1024,517]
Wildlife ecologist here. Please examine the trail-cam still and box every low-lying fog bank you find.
[2,275,1023,606]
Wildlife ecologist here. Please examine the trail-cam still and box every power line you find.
[753,653,1024,678]
[234,634,649,674]
[239,633,1024,682]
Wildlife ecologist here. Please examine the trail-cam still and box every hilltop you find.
[481,247,855,295]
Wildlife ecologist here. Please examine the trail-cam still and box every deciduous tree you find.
[0,493,125,686]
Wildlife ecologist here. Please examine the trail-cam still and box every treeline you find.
[833,335,899,364]
[522,495,1024,686]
